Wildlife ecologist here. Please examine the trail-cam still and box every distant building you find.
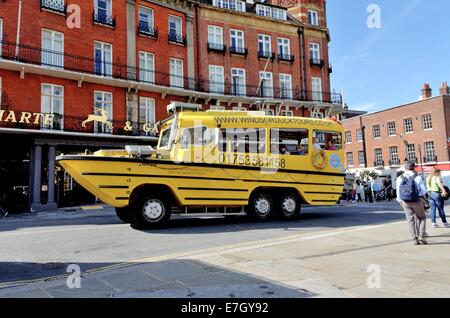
[342,82,450,184]
[340,105,367,120]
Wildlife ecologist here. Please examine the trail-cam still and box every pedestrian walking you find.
[355,181,363,202]
[396,161,428,245]
[372,181,381,202]
[426,168,449,228]
[364,181,373,203]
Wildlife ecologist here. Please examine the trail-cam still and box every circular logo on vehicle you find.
[330,154,341,169]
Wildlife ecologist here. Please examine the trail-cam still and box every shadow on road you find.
[0,259,315,298]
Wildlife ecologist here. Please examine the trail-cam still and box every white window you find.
[259,72,273,98]
[209,65,224,94]
[345,131,352,144]
[138,6,154,33]
[387,121,396,136]
[93,91,113,134]
[256,4,271,17]
[230,29,244,50]
[94,0,112,23]
[212,0,246,12]
[389,146,399,164]
[309,43,321,61]
[139,97,155,135]
[279,74,292,99]
[311,77,322,102]
[424,142,436,162]
[280,109,294,117]
[272,8,287,20]
[94,41,112,77]
[356,129,363,142]
[42,29,64,68]
[170,58,183,88]
[308,10,319,26]
[374,149,383,165]
[258,34,271,54]
[422,114,432,130]
[358,151,365,166]
[372,125,381,139]
[404,118,414,133]
[168,15,182,39]
[231,68,246,96]
[208,25,223,45]
[41,84,64,130]
[139,52,155,84]
[346,152,354,167]
[277,38,290,57]
[406,144,416,162]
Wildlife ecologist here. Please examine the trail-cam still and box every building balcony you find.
[0,40,344,106]
[374,160,385,169]
[138,21,158,39]
[229,46,248,57]
[40,0,67,15]
[310,58,325,67]
[258,51,275,60]
[328,64,333,73]
[93,10,116,28]
[277,54,295,63]
[207,43,226,53]
[389,158,401,167]
[168,32,186,46]
[424,156,438,164]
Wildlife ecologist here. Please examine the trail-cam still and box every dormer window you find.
[212,0,246,13]
[255,4,287,21]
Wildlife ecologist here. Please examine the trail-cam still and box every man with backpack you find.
[396,161,428,245]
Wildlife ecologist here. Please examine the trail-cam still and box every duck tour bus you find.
[57,102,346,228]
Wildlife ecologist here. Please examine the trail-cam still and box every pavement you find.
[1,202,450,298]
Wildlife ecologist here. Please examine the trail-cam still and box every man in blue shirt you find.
[396,161,428,245]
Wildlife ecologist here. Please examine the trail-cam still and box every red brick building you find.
[342,83,450,186]
[0,0,340,212]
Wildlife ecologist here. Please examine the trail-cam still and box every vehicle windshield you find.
[158,127,172,149]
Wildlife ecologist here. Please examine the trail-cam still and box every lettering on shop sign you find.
[0,109,156,134]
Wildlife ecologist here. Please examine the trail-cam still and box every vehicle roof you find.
[176,111,343,131]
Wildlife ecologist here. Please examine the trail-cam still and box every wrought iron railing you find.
[0,40,342,104]
[93,10,116,28]
[310,58,325,67]
[138,21,158,38]
[389,158,401,166]
[258,51,275,60]
[423,155,437,163]
[168,32,186,45]
[278,54,295,63]
[374,160,385,167]
[40,0,66,15]
[229,46,248,56]
[207,43,226,53]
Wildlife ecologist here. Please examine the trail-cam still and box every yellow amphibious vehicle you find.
[57,103,345,228]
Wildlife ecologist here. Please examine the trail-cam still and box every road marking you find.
[0,220,404,289]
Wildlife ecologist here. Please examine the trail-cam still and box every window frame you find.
[41,83,64,130]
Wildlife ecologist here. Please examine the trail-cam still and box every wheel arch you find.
[129,184,181,207]
[249,186,307,204]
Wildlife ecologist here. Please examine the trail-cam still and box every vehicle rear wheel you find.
[279,193,301,220]
[248,192,274,221]
[131,195,171,229]
[115,207,132,223]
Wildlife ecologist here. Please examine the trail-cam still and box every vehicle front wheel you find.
[248,192,274,221]
[115,207,133,223]
[131,195,171,229]
[278,193,301,220]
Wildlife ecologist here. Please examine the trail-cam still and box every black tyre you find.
[115,207,133,223]
[131,195,171,229]
[248,192,274,221]
[278,193,301,220]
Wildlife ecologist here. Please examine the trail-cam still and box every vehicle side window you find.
[270,128,309,156]
[313,130,342,151]
[219,128,266,154]
[180,127,216,149]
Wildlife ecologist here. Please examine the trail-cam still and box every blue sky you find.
[328,0,450,112]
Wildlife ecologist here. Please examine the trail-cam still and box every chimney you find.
[440,82,450,95]
[421,83,432,99]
